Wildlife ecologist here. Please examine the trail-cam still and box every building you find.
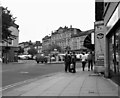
[34,41,42,53]
[19,41,42,54]
[42,35,51,55]
[42,26,82,53]
[95,1,120,78]
[71,29,94,53]
[2,25,19,62]
[19,42,30,54]
[50,26,73,51]
[42,26,94,55]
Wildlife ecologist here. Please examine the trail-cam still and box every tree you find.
[28,47,37,58]
[43,43,62,55]
[48,44,62,52]
[18,46,24,54]
[65,46,71,52]
[2,6,19,42]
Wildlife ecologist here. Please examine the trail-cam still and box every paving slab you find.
[2,68,119,97]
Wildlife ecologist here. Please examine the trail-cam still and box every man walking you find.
[87,51,93,71]
[64,51,71,72]
[70,51,77,73]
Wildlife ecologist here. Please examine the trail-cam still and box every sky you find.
[1,0,95,43]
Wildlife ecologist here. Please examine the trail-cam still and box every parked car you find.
[0,58,2,62]
[18,54,32,60]
[35,54,48,63]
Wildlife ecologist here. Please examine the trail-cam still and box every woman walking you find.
[81,52,87,71]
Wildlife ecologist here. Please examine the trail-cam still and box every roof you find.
[71,29,94,38]
[51,27,82,35]
[42,35,51,40]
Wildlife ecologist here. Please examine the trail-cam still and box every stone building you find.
[42,26,94,54]
[42,35,51,54]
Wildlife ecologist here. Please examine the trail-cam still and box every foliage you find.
[2,6,19,42]
[48,43,62,53]
[43,43,62,55]
[65,46,71,51]
[18,46,24,54]
[28,47,37,57]
[50,44,61,52]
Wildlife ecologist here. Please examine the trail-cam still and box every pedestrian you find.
[87,51,93,71]
[64,51,71,72]
[70,51,77,73]
[81,52,87,71]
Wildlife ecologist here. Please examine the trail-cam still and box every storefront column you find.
[103,26,109,77]
[104,36,109,77]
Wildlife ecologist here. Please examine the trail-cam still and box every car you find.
[18,54,32,60]
[35,54,48,63]
[0,58,2,62]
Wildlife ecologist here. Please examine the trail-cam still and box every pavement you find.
[2,67,119,97]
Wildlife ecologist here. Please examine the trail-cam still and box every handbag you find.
[70,63,74,69]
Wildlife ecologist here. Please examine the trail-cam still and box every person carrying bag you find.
[70,52,77,73]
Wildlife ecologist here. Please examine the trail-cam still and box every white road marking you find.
[20,71,29,74]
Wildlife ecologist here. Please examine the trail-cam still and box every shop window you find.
[109,28,120,74]
[109,35,114,72]
[116,30,120,73]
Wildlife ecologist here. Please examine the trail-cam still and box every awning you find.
[83,33,94,51]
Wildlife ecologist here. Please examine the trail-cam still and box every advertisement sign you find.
[94,21,105,72]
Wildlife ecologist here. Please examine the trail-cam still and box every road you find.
[2,60,82,88]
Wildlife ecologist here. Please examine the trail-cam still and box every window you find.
[8,40,13,45]
[108,29,120,74]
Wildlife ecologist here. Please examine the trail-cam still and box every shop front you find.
[105,3,120,77]
[107,22,120,76]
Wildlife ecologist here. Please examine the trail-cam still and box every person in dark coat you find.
[64,51,71,72]
[70,51,77,73]
[87,51,93,71]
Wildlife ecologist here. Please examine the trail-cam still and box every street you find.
[2,60,81,88]
[1,60,119,97]
[2,66,118,97]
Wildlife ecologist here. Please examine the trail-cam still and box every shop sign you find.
[97,33,104,39]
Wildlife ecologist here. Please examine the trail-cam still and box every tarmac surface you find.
[2,68,119,97]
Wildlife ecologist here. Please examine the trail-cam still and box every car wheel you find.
[37,61,39,63]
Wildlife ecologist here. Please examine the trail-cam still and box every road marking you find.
[20,71,29,74]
